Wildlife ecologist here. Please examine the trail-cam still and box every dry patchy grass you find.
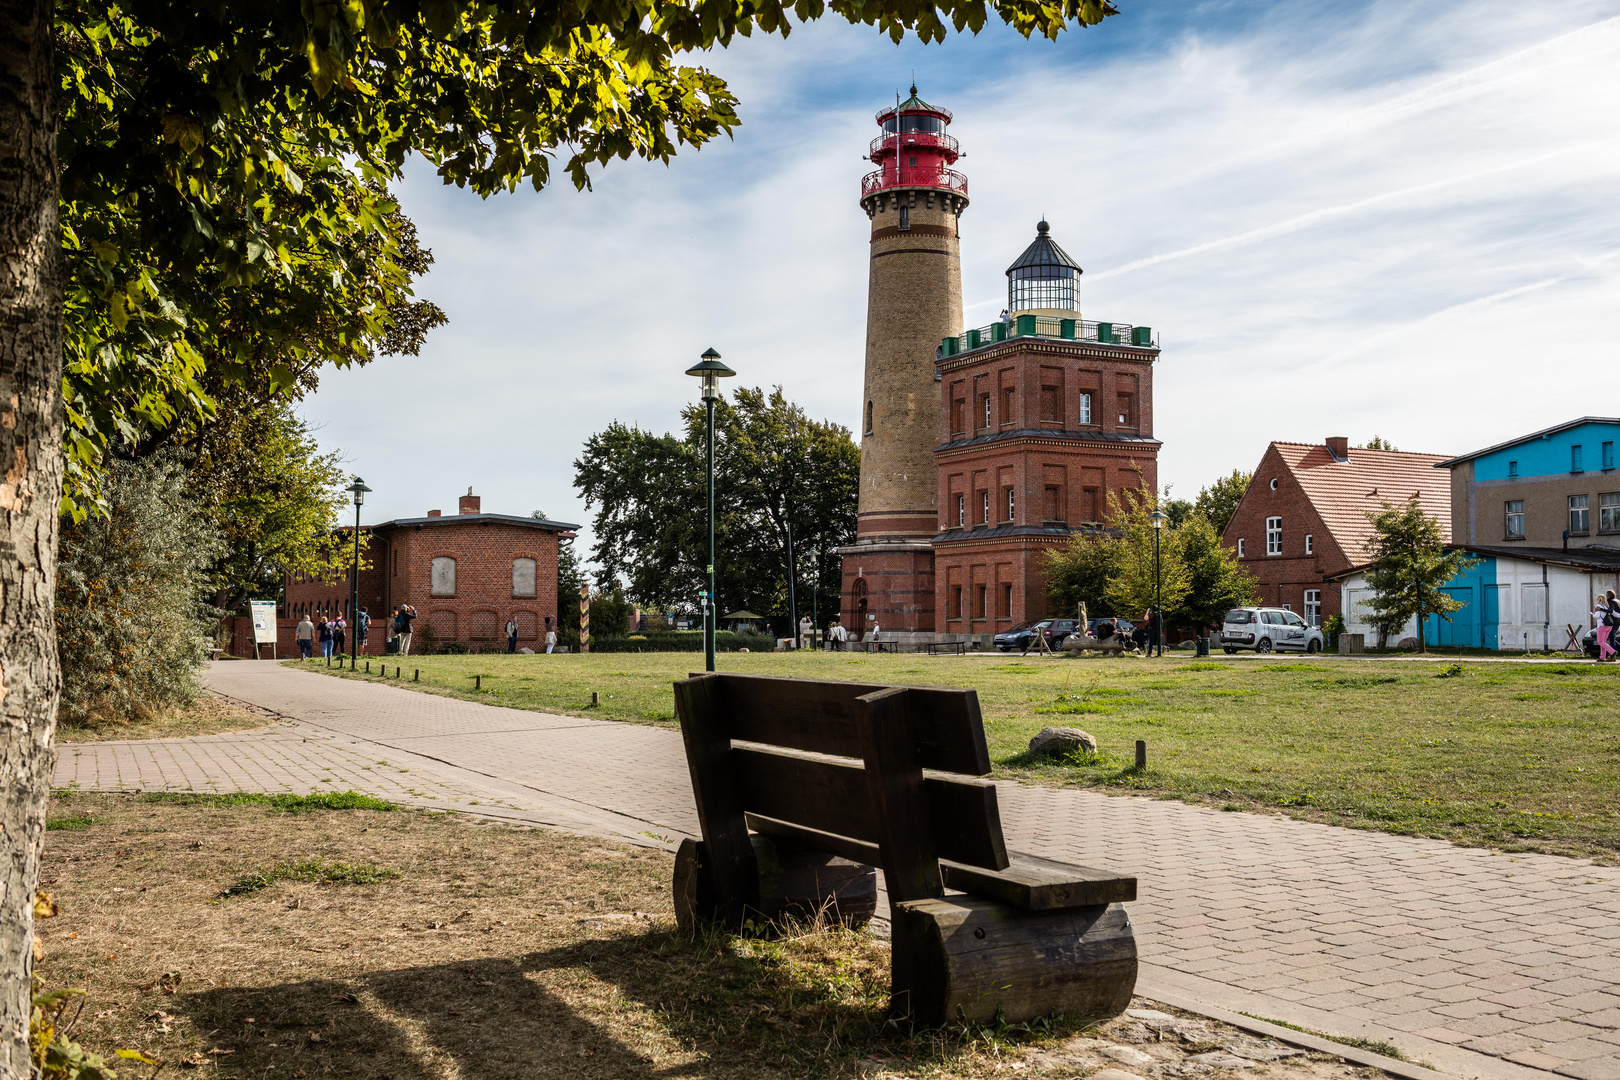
[54,693,270,744]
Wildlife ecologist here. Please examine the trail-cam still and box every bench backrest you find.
[674,672,1009,920]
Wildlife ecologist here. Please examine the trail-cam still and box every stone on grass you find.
[1397,637,1419,650]
[1092,1070,1150,1080]
[517,647,535,654]
[1126,1009,1178,1022]
[1029,727,1098,757]
[1187,1052,1255,1068]
[1222,1039,1304,1063]
[1100,1045,1155,1067]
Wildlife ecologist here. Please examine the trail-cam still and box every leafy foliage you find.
[1362,497,1477,652]
[575,387,858,621]
[218,858,400,898]
[140,790,398,812]
[1044,492,1256,632]
[1360,436,1399,451]
[1193,469,1252,536]
[55,454,224,726]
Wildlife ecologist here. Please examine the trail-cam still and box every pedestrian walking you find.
[317,615,333,658]
[1604,590,1620,661]
[830,621,846,651]
[332,615,346,656]
[395,603,418,655]
[1594,597,1616,662]
[505,616,520,653]
[357,607,370,649]
[296,613,314,659]
[544,624,557,654]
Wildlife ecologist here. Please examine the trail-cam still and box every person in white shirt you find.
[829,621,846,652]
[505,618,520,653]
[544,627,557,654]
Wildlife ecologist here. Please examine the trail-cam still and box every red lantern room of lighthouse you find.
[861,88,967,200]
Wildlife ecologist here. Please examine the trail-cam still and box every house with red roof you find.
[1219,436,1452,627]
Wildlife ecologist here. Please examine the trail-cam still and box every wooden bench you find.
[671,672,1138,1027]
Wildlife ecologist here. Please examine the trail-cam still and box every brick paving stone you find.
[49,661,1620,1080]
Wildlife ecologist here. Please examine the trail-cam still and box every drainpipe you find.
[1563,529,1569,552]
[1543,562,1550,652]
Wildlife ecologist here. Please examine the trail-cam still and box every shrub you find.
[588,630,775,653]
[56,452,224,727]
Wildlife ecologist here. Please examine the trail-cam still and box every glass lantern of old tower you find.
[1007,220,1083,320]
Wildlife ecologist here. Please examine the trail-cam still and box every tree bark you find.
[0,0,63,1074]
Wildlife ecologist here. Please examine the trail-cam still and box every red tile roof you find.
[1272,441,1452,561]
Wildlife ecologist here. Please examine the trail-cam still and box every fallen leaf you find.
[308,1033,322,1042]
[33,937,42,962]
[67,933,78,939]
[34,892,58,919]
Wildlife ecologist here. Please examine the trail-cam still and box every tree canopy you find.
[1361,497,1475,652]
[1194,469,1251,536]
[574,387,858,622]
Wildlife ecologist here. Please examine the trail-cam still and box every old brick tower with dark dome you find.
[839,90,1162,645]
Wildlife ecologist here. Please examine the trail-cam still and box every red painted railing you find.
[861,166,969,197]
[869,131,959,158]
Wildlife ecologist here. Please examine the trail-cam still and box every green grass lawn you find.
[292,651,1620,862]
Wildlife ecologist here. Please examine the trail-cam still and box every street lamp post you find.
[810,550,820,652]
[346,478,372,669]
[1149,508,1166,658]
[686,348,736,673]
[785,514,797,649]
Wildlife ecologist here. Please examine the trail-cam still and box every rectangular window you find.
[956,494,965,527]
[981,491,990,524]
[951,396,965,433]
[1602,492,1620,532]
[977,584,988,619]
[1117,393,1135,427]
[1505,500,1525,538]
[1572,444,1584,473]
[981,395,992,428]
[1570,494,1590,534]
[1082,487,1099,521]
[1044,485,1061,522]
[1005,487,1015,521]
[1304,590,1322,628]
[1237,538,1246,558]
[1039,386,1060,423]
[1604,441,1615,470]
[1002,387,1015,425]
[1304,533,1313,555]
[1265,516,1282,556]
[1508,460,1518,478]
[1001,583,1013,617]
[431,556,457,597]
[951,586,962,620]
[1522,582,1548,624]
[1079,392,1092,425]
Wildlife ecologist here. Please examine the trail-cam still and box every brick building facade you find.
[1220,438,1450,627]
[255,489,579,656]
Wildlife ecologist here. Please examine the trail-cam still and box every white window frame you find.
[983,395,992,428]
[981,491,990,524]
[1079,393,1092,425]
[1601,492,1620,533]
[1304,533,1313,555]
[1006,487,1015,521]
[1265,516,1282,556]
[1304,589,1321,628]
[956,494,965,527]
[1237,538,1246,558]
[1505,500,1525,538]
[1570,494,1590,534]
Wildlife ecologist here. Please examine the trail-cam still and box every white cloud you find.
[299,0,1620,566]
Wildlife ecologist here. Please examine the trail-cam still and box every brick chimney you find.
[427,509,441,517]
[459,487,481,515]
[1326,436,1349,462]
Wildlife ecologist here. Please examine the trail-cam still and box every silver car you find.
[1220,607,1324,654]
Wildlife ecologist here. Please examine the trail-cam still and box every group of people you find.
[295,604,416,658]
[505,615,559,653]
[1593,589,1619,661]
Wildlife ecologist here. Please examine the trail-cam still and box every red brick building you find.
[251,489,578,656]
[1220,438,1450,627]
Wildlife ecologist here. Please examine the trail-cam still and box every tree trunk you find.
[0,0,63,1074]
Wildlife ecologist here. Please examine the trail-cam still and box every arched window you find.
[431,556,457,597]
[512,557,537,597]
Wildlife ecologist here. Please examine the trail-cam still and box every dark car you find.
[1086,617,1137,641]
[993,619,1080,652]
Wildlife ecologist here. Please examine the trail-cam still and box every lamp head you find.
[685,347,736,401]
[1149,508,1166,530]
[347,477,372,507]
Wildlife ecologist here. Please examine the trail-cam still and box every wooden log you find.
[890,897,1137,1027]
[672,835,877,933]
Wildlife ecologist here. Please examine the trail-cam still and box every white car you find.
[1220,607,1324,654]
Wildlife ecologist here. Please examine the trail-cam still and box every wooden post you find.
[856,687,942,904]
[1135,740,1147,770]
[579,583,591,654]
[673,674,759,925]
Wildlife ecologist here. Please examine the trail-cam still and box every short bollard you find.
[1135,739,1148,770]
[414,669,419,682]
[475,675,482,691]
[365,661,371,673]
[591,691,599,706]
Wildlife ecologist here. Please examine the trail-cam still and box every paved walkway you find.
[54,662,1620,1080]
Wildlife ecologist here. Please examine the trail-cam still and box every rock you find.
[1127,1009,1179,1022]
[1186,1052,1255,1069]
[1397,637,1419,650]
[1221,1039,1304,1063]
[1029,727,1098,757]
[1100,1045,1156,1067]
[517,647,535,654]
[1092,1070,1150,1080]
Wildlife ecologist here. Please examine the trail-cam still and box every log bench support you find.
[672,672,1138,1027]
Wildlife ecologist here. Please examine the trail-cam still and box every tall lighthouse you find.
[838,87,968,640]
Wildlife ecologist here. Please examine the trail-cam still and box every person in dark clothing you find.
[1095,619,1117,642]
[317,616,333,658]
[505,617,520,653]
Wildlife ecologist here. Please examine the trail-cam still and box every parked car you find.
[1220,607,1323,654]
[1085,617,1137,642]
[993,619,1080,652]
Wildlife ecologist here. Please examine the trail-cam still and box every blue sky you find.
[302,0,1620,568]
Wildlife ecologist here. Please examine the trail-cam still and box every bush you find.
[1323,613,1345,651]
[56,453,223,727]
[587,630,775,653]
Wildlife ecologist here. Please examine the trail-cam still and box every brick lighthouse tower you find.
[838,87,969,640]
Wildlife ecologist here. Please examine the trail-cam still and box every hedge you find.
[588,630,776,653]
